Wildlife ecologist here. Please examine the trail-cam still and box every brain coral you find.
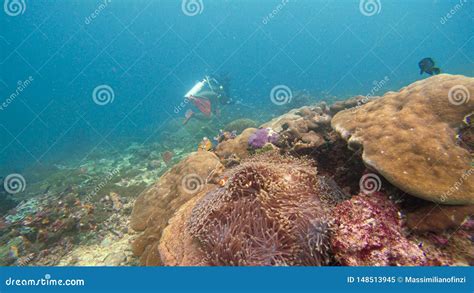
[331,74,474,204]
[185,152,332,266]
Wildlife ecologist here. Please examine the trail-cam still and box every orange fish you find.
[218,176,228,187]
[198,137,212,151]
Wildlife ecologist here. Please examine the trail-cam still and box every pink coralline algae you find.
[330,192,427,266]
[248,128,279,149]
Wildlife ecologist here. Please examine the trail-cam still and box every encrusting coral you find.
[130,151,224,265]
[224,118,258,134]
[159,151,333,266]
[332,74,474,204]
[157,193,209,266]
[214,128,257,160]
[262,104,332,153]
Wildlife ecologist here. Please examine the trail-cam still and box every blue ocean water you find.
[0,0,472,176]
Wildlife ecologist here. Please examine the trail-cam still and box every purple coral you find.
[248,128,279,149]
[187,151,331,266]
[331,192,427,266]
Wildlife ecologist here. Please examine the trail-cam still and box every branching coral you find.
[186,152,331,266]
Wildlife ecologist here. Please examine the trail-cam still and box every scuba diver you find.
[182,75,233,124]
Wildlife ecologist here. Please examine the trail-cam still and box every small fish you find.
[198,137,213,152]
[418,57,441,75]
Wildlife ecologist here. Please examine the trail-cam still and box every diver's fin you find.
[432,67,441,75]
[183,114,193,125]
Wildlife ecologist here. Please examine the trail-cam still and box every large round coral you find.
[186,152,331,266]
[331,74,474,204]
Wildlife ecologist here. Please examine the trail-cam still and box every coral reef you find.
[58,199,138,266]
[214,128,257,161]
[130,151,223,265]
[277,90,318,112]
[224,118,258,134]
[411,230,474,266]
[262,104,332,153]
[158,192,209,266]
[247,128,279,149]
[329,95,378,116]
[3,74,474,268]
[213,129,237,143]
[0,191,100,266]
[0,136,194,266]
[161,152,332,266]
[331,192,427,266]
[332,74,474,204]
[405,204,474,233]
